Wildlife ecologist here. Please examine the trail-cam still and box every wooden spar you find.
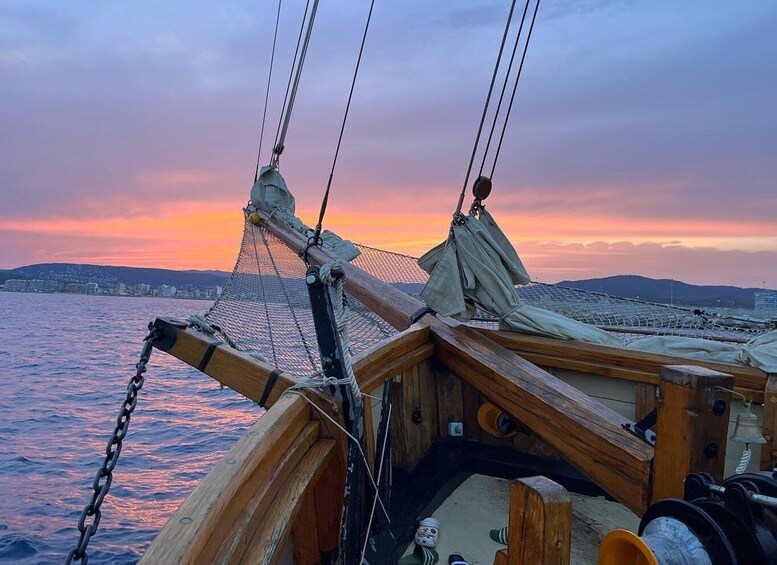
[260,213,654,514]
[151,319,431,404]
[151,321,298,407]
[431,321,653,514]
[352,322,433,393]
[482,329,767,401]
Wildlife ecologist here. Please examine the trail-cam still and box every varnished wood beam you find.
[153,318,432,407]
[652,365,733,503]
[152,321,297,408]
[239,439,336,564]
[481,329,767,397]
[507,476,571,565]
[430,321,654,515]
[352,322,432,392]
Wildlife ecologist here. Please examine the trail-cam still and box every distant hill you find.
[558,275,760,309]
[1,263,230,288]
[0,264,765,309]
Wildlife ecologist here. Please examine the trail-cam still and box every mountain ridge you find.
[0,263,770,308]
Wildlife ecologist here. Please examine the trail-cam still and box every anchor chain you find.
[66,324,158,564]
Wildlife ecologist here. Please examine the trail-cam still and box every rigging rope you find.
[490,0,541,178]
[478,0,532,178]
[254,0,283,181]
[272,0,319,168]
[454,0,518,218]
[312,0,377,246]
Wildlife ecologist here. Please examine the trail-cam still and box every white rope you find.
[188,314,268,362]
[247,351,268,363]
[187,314,216,335]
[290,373,351,390]
[360,401,392,563]
[735,447,752,474]
[281,389,391,523]
[319,262,361,401]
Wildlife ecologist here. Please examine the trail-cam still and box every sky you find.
[1,0,776,287]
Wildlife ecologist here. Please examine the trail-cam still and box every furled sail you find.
[249,166,360,261]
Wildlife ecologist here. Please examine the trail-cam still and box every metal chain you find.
[65,324,158,564]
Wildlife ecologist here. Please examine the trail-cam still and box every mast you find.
[270,0,320,169]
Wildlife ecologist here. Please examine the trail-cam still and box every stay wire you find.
[478,0,532,178]
[273,0,319,167]
[490,0,541,179]
[254,0,283,182]
[454,0,518,219]
[312,0,377,244]
[272,0,312,162]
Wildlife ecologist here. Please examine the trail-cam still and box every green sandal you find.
[489,526,508,544]
[398,545,439,565]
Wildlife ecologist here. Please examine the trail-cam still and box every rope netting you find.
[202,217,395,376]
[352,245,772,343]
[201,219,771,375]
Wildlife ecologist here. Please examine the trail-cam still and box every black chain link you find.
[65,324,158,564]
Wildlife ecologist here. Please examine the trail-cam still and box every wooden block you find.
[760,374,777,471]
[652,365,733,503]
[635,383,657,420]
[493,548,509,565]
[507,476,571,565]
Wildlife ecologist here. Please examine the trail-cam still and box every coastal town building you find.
[755,289,777,312]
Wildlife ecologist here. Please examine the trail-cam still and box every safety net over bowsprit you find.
[352,244,774,343]
[199,215,775,376]
[201,216,396,377]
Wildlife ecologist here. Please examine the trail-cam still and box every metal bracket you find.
[623,409,657,446]
[151,317,187,351]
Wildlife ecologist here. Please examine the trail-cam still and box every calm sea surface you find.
[0,293,261,564]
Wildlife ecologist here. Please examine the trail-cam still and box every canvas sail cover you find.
[250,166,360,261]
[417,205,777,372]
[418,208,622,346]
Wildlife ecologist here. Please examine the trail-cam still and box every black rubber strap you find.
[259,369,282,407]
[197,341,221,372]
[409,306,434,325]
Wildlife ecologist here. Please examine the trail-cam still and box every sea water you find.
[0,292,260,564]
